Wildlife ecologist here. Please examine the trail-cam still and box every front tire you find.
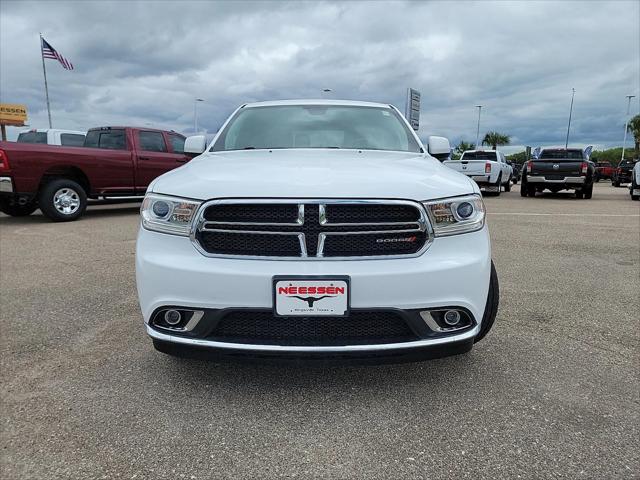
[38,179,87,222]
[0,198,38,217]
[475,261,499,343]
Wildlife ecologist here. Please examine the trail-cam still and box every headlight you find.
[141,193,201,236]
[422,194,485,236]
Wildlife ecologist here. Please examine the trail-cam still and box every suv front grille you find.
[193,200,430,259]
[209,311,418,346]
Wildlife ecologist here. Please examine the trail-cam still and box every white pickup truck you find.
[135,99,499,363]
[17,128,86,146]
[443,150,513,196]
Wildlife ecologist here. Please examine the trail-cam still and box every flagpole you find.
[40,33,52,128]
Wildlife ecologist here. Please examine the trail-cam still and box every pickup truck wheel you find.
[485,175,502,197]
[575,190,584,199]
[583,184,593,199]
[38,179,87,222]
[527,185,536,197]
[504,176,512,192]
[520,180,528,197]
[0,199,38,217]
[474,260,499,343]
[612,180,620,187]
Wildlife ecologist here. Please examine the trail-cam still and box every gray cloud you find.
[1,0,638,152]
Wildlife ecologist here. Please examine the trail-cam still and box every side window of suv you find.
[139,131,167,152]
[168,134,185,153]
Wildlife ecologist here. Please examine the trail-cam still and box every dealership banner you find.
[0,103,28,126]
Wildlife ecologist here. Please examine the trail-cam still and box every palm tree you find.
[627,114,640,155]
[482,131,511,150]
[455,140,475,156]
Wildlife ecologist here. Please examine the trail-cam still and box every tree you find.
[627,114,640,155]
[482,131,511,150]
[455,140,475,155]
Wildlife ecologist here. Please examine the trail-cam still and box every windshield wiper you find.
[243,146,256,150]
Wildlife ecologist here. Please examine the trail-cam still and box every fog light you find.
[444,310,461,326]
[164,309,182,325]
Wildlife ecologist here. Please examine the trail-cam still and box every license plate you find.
[273,277,349,317]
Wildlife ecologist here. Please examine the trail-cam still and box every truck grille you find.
[208,310,418,346]
[193,200,430,259]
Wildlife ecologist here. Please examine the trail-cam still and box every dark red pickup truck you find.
[0,126,190,221]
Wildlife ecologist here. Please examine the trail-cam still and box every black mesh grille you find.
[325,204,420,223]
[197,231,300,256]
[204,204,298,223]
[196,201,427,258]
[323,231,427,257]
[210,311,417,345]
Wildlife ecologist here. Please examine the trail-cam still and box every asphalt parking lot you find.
[1,182,638,479]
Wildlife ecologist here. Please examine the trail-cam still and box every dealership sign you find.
[0,103,28,126]
[405,88,421,131]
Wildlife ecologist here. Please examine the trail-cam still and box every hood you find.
[151,149,478,201]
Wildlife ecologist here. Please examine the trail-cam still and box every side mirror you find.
[427,136,451,161]
[184,135,207,154]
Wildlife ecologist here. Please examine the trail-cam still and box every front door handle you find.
[138,156,150,160]
[176,158,188,163]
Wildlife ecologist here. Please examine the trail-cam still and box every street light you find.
[565,88,575,149]
[621,94,636,162]
[475,105,482,148]
[194,98,204,134]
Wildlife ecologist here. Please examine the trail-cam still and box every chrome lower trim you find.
[190,198,434,261]
[527,176,585,184]
[0,177,13,193]
[153,309,204,332]
[147,324,480,352]
[419,310,472,333]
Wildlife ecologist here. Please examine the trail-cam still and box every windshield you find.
[540,149,583,160]
[211,105,421,153]
[460,151,497,160]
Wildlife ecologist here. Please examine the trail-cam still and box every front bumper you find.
[136,225,491,356]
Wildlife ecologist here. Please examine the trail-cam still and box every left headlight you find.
[141,193,202,236]
[422,194,485,237]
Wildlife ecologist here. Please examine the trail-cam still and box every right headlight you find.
[141,193,202,236]
[421,194,485,236]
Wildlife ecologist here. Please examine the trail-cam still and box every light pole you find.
[565,88,575,149]
[475,105,482,148]
[194,98,204,134]
[621,94,636,162]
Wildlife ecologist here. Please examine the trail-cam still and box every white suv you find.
[136,100,499,362]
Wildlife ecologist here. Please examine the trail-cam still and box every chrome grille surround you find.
[190,199,434,260]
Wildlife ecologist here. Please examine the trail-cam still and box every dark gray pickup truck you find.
[520,147,595,199]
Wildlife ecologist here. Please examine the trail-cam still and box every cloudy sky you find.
[1,0,638,152]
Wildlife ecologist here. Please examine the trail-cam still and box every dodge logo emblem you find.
[553,164,560,170]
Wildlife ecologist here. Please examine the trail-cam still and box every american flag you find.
[41,37,74,70]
